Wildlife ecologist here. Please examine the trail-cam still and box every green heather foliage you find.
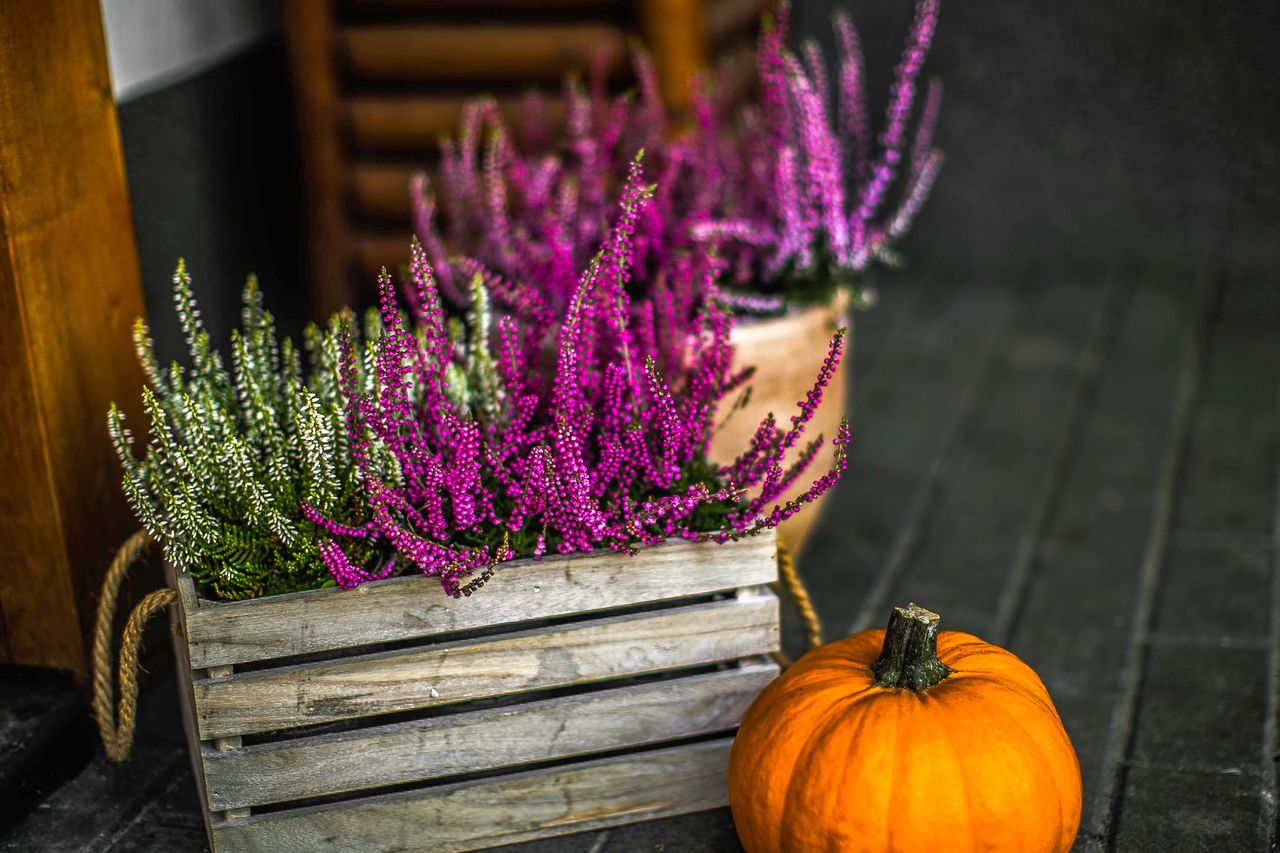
[107,261,400,599]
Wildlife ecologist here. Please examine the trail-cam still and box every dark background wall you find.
[793,1,1280,282]
[112,0,1280,361]
[116,36,306,365]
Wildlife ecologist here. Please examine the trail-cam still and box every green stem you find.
[871,603,954,691]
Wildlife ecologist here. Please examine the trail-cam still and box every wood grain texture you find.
[193,592,778,739]
[0,0,149,676]
[339,23,627,84]
[184,532,777,668]
[210,737,734,853]
[345,94,566,154]
[709,296,852,553]
[167,565,219,852]
[203,660,777,810]
[350,162,421,223]
[280,0,352,319]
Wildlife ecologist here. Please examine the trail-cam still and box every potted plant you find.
[408,0,943,552]
[696,0,944,550]
[96,166,847,852]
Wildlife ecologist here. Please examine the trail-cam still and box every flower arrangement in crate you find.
[94,160,847,853]
[108,158,846,602]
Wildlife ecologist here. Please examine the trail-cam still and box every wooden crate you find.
[167,531,779,852]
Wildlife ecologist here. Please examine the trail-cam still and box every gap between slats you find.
[202,660,776,811]
[191,592,779,739]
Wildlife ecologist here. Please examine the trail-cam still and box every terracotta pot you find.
[709,291,851,555]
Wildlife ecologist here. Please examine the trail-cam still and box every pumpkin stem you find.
[871,603,954,691]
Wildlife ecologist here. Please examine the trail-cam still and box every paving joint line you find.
[848,283,1021,635]
[1172,529,1276,551]
[1125,757,1262,776]
[1145,632,1271,651]
[990,271,1129,645]
[1257,374,1280,850]
[1084,272,1215,853]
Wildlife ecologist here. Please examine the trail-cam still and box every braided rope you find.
[91,529,176,762]
[774,536,824,662]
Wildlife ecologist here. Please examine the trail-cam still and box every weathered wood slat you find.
[210,738,734,853]
[194,592,779,739]
[204,660,776,811]
[350,162,420,223]
[339,23,627,83]
[345,94,566,154]
[167,565,219,852]
[185,533,776,669]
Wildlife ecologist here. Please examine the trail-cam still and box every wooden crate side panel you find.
[166,566,218,851]
[203,660,777,810]
[210,738,733,853]
[185,533,777,669]
[193,593,779,739]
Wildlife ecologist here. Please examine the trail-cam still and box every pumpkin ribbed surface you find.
[729,619,1081,852]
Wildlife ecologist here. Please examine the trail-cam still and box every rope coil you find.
[771,536,824,668]
[91,529,175,762]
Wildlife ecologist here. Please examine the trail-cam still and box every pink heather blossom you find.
[311,162,850,594]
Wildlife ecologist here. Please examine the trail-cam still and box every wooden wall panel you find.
[280,0,353,319]
[283,0,762,306]
[0,0,149,679]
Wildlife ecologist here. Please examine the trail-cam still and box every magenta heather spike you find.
[693,0,945,301]
[317,158,851,592]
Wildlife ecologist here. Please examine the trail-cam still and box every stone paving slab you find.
[1113,765,1261,852]
[0,666,94,833]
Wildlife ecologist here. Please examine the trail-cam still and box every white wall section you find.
[101,0,278,102]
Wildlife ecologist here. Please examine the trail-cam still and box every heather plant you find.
[695,0,945,309]
[411,0,943,318]
[410,49,717,315]
[107,262,403,600]
[315,161,850,597]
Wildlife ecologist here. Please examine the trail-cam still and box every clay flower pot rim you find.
[729,287,853,344]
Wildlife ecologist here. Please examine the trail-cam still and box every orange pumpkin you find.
[729,603,1081,852]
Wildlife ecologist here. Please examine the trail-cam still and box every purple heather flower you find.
[697,0,946,291]
[312,161,851,592]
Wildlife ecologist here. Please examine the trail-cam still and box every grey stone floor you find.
[3,269,1275,851]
